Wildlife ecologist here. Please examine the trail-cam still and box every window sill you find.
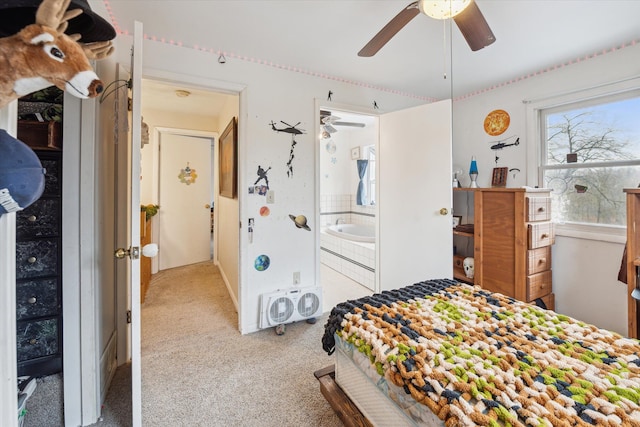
[554,222,626,244]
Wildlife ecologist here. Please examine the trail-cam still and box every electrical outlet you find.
[293,271,300,285]
[266,190,275,204]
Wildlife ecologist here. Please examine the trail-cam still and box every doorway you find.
[317,104,379,310]
[157,129,215,270]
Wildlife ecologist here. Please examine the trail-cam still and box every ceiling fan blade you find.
[453,0,496,51]
[334,121,366,128]
[323,124,337,134]
[358,1,420,57]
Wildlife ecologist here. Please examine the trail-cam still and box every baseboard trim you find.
[99,332,118,405]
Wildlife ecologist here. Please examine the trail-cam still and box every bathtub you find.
[325,224,375,243]
[321,223,376,290]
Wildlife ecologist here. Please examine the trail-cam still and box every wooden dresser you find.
[453,188,555,309]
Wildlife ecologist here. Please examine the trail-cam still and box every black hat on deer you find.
[0,0,116,42]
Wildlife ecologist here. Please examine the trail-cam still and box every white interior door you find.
[378,100,453,290]
[129,21,143,427]
[158,132,212,270]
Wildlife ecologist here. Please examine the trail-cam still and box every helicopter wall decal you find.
[489,136,520,165]
[270,120,306,177]
[490,137,519,151]
[270,121,305,135]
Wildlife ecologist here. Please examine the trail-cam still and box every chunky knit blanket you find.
[322,279,640,426]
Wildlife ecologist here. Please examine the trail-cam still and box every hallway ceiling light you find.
[175,89,191,98]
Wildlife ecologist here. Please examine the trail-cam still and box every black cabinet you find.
[15,149,63,377]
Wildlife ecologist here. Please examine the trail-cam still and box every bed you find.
[318,278,640,426]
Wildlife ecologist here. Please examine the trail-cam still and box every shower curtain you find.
[356,159,368,205]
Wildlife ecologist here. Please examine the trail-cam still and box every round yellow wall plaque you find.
[483,109,510,136]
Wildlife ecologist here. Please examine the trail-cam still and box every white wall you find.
[451,42,640,336]
[108,36,425,333]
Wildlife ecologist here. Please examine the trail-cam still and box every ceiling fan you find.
[320,110,365,137]
[358,0,495,57]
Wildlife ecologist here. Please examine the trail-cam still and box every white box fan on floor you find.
[260,286,322,329]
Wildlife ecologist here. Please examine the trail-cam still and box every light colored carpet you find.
[23,260,341,426]
[141,261,341,426]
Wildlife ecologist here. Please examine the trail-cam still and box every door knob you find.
[440,208,448,215]
[114,246,140,260]
[205,204,211,209]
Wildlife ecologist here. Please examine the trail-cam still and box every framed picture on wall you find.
[351,146,360,160]
[219,117,238,198]
[491,167,508,188]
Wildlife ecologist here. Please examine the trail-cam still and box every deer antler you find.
[83,41,114,60]
[35,0,82,33]
[68,34,114,59]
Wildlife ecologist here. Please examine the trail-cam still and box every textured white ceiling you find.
[93,0,640,114]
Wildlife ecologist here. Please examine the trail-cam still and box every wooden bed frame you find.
[314,365,373,427]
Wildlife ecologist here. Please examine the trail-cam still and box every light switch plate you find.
[266,190,275,204]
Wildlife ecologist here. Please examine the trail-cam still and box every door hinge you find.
[126,310,132,324]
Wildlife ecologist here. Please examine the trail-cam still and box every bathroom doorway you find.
[318,105,378,310]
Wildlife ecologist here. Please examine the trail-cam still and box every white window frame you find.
[364,144,376,206]
[525,77,640,244]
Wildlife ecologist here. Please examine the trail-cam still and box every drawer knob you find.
[27,256,37,264]
[29,339,38,345]
[541,234,549,239]
[538,258,546,265]
[28,215,37,222]
[28,296,37,304]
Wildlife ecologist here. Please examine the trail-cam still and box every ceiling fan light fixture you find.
[418,0,471,20]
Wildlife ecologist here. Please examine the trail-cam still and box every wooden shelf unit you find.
[624,188,640,338]
[453,187,555,309]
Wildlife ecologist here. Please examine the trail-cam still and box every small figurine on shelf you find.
[469,156,479,188]
[463,257,475,279]
[452,168,462,188]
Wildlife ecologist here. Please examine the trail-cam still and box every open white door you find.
[378,100,453,290]
[130,21,144,427]
[113,21,143,427]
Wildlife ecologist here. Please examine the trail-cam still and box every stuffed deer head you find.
[0,0,114,109]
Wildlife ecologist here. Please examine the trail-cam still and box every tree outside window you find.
[541,94,640,226]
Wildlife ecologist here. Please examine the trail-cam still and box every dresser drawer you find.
[527,247,552,275]
[16,198,60,239]
[16,278,59,320]
[16,317,60,362]
[16,239,59,279]
[40,157,62,196]
[528,222,554,249]
[527,270,552,301]
[527,197,551,222]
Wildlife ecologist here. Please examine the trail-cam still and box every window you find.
[364,144,376,205]
[540,91,640,226]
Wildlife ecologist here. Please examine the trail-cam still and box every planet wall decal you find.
[260,206,270,217]
[254,254,270,271]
